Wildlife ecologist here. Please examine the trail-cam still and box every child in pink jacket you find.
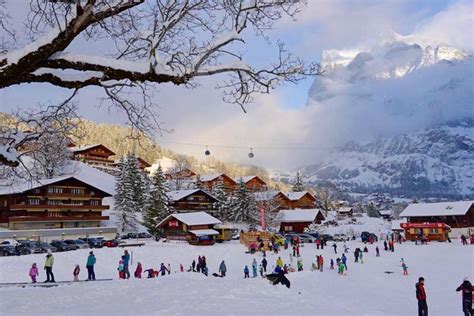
[29,263,39,283]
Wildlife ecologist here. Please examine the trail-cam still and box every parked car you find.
[103,239,120,247]
[18,240,45,254]
[319,234,334,242]
[333,233,349,242]
[63,240,80,250]
[127,233,139,239]
[297,233,317,243]
[80,237,104,248]
[73,239,90,249]
[120,234,129,240]
[361,231,378,243]
[137,232,152,239]
[1,239,19,246]
[0,245,19,256]
[306,232,320,239]
[35,242,57,253]
[50,240,75,252]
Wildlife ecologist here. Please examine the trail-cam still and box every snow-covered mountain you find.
[302,40,473,198]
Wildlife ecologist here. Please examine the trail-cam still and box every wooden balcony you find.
[8,215,109,223]
[10,204,110,210]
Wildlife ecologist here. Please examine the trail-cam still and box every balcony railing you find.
[10,204,109,210]
[8,215,109,223]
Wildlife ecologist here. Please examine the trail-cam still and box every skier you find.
[29,263,39,283]
[332,243,337,254]
[117,260,125,279]
[73,264,80,282]
[134,262,143,278]
[244,266,250,278]
[456,277,473,316]
[376,246,380,257]
[341,253,348,271]
[219,260,227,277]
[262,257,268,272]
[416,277,428,316]
[276,257,283,268]
[160,263,168,276]
[252,259,258,278]
[44,252,55,283]
[122,250,130,279]
[401,260,409,276]
[86,251,96,281]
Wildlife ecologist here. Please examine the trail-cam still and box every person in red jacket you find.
[134,262,142,279]
[416,277,428,316]
[456,278,473,316]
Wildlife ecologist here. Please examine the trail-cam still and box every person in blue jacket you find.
[121,250,130,279]
[244,265,250,278]
[86,251,96,281]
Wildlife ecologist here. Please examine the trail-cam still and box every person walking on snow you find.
[29,263,39,283]
[252,259,258,278]
[191,259,196,272]
[134,262,143,278]
[319,256,324,272]
[341,254,348,271]
[456,277,473,316]
[86,251,96,281]
[167,264,171,275]
[376,246,380,257]
[332,243,337,254]
[339,261,345,275]
[354,249,359,263]
[460,234,468,245]
[416,277,428,316]
[73,264,80,281]
[259,264,264,277]
[297,259,303,272]
[384,240,388,251]
[359,250,364,264]
[276,257,283,268]
[330,259,334,270]
[44,252,55,283]
[343,243,349,254]
[292,245,297,257]
[401,262,409,275]
[117,260,125,279]
[160,263,169,276]
[244,266,250,278]
[219,260,227,277]
[262,258,268,272]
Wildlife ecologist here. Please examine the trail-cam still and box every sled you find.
[212,273,223,278]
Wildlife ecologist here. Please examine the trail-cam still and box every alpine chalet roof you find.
[167,189,217,202]
[284,191,314,201]
[158,211,221,227]
[337,207,353,213]
[69,144,115,155]
[400,201,474,217]
[278,209,323,223]
[253,190,284,202]
[200,173,224,182]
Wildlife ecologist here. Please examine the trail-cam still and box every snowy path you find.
[0,240,472,315]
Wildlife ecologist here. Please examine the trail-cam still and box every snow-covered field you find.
[1,237,473,316]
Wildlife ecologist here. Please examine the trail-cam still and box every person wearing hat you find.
[456,277,473,316]
[86,251,96,281]
[415,277,428,316]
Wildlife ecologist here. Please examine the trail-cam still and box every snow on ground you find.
[0,238,473,316]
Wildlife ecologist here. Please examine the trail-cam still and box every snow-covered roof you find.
[391,218,407,230]
[200,173,224,182]
[158,211,221,227]
[167,189,201,201]
[379,210,393,216]
[69,144,105,153]
[284,191,313,201]
[400,201,474,217]
[278,209,323,223]
[253,190,282,202]
[189,229,219,236]
[337,207,353,213]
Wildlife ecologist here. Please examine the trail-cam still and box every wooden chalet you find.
[278,209,325,233]
[69,144,116,168]
[238,176,267,192]
[336,207,354,218]
[254,190,292,211]
[137,157,151,171]
[168,189,219,212]
[157,211,221,245]
[400,201,474,237]
[285,191,316,209]
[200,173,237,192]
[164,168,196,180]
[0,176,111,230]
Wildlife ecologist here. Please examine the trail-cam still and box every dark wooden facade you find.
[165,168,196,180]
[157,214,219,245]
[169,190,219,212]
[406,206,474,229]
[202,174,237,192]
[0,177,110,230]
[70,144,116,167]
[241,176,267,192]
[287,192,317,209]
[280,213,325,233]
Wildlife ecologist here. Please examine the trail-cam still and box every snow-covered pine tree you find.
[114,153,147,232]
[366,202,380,218]
[143,165,170,236]
[231,179,258,225]
[212,180,231,221]
[292,172,305,192]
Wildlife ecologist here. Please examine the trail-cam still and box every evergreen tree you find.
[212,180,231,221]
[114,153,147,232]
[143,165,170,236]
[292,172,305,192]
[366,202,380,218]
[230,179,258,224]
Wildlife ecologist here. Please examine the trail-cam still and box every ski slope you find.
[0,238,472,315]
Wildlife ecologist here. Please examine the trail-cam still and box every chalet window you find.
[70,188,85,195]
[69,200,84,205]
[90,191,95,196]
[90,200,99,206]
[28,198,40,205]
[47,187,63,194]
[47,200,61,205]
